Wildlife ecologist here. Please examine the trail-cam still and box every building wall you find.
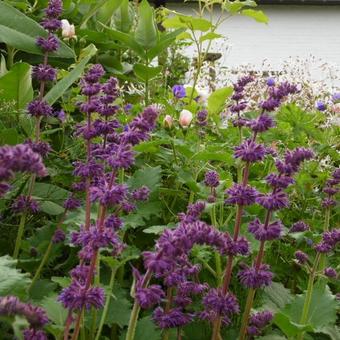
[167,4,340,75]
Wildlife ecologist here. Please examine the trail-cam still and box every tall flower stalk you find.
[212,78,300,339]
[56,65,159,340]
[13,0,62,259]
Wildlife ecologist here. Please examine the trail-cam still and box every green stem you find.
[13,213,27,259]
[28,240,53,291]
[126,270,152,340]
[297,253,321,340]
[6,45,15,69]
[95,266,118,340]
[239,288,256,340]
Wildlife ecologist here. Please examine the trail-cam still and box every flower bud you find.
[179,110,193,128]
[163,115,173,128]
[61,19,76,39]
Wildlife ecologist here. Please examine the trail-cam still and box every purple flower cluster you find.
[238,264,273,288]
[0,144,47,197]
[11,195,40,214]
[196,109,208,127]
[0,296,48,339]
[204,170,220,188]
[230,75,254,114]
[295,250,309,264]
[234,139,266,163]
[200,288,239,325]
[314,228,340,253]
[247,310,273,336]
[322,168,339,208]
[290,221,309,233]
[248,218,283,241]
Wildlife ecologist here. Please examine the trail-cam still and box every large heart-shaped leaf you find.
[0,2,74,58]
[0,62,33,109]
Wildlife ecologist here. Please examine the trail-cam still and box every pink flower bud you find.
[163,115,173,128]
[179,110,193,128]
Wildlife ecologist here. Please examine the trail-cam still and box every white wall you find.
[167,4,340,76]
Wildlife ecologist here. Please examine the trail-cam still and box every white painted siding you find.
[167,4,340,73]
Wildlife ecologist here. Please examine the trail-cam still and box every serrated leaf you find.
[275,286,338,336]
[262,282,293,312]
[207,87,233,116]
[29,280,58,301]
[128,166,162,192]
[134,316,161,340]
[40,295,68,326]
[51,276,71,288]
[0,256,31,299]
[39,201,65,215]
[32,183,69,203]
[242,9,269,23]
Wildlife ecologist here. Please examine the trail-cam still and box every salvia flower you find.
[324,267,337,278]
[52,228,66,244]
[132,186,150,201]
[200,288,239,325]
[225,184,258,206]
[234,139,266,163]
[238,264,273,288]
[153,307,193,329]
[248,218,283,241]
[247,310,273,336]
[27,99,53,117]
[204,170,220,188]
[11,195,39,214]
[295,250,309,264]
[256,190,289,211]
[135,285,165,309]
[32,64,57,82]
[290,221,309,233]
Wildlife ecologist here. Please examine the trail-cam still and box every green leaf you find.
[40,295,68,326]
[147,29,185,61]
[135,0,158,50]
[242,9,269,23]
[32,183,70,203]
[97,0,122,26]
[0,62,33,109]
[143,224,174,235]
[163,15,212,32]
[0,2,74,58]
[51,276,71,288]
[199,32,222,43]
[103,25,146,59]
[133,63,162,82]
[224,0,257,14]
[0,256,31,299]
[262,282,294,312]
[44,44,98,105]
[112,0,133,33]
[207,87,233,116]
[39,201,65,215]
[0,128,20,145]
[128,166,162,192]
[104,294,131,327]
[274,286,338,336]
[176,31,192,40]
[29,280,58,301]
[134,316,161,340]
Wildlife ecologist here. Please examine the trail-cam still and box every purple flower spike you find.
[324,267,337,278]
[247,310,273,336]
[225,184,258,206]
[23,328,47,340]
[52,229,66,244]
[256,190,289,211]
[204,170,220,188]
[249,114,275,133]
[136,285,165,309]
[248,218,283,241]
[153,307,193,329]
[36,35,59,52]
[32,64,57,82]
[234,139,266,163]
[290,221,309,233]
[238,264,273,288]
[27,100,53,117]
[295,250,309,264]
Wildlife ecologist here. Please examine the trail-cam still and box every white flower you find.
[179,109,193,128]
[61,19,76,39]
[196,87,210,105]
